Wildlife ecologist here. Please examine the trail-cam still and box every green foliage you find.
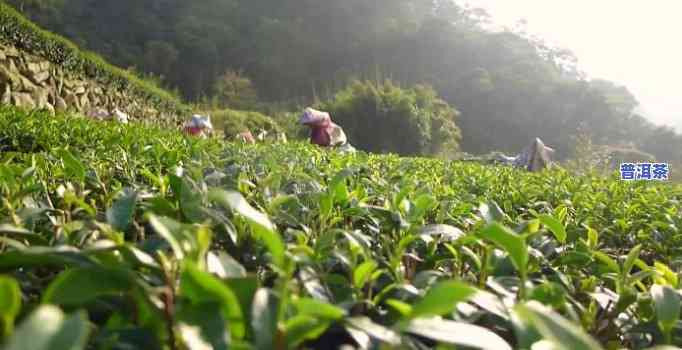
[1,107,682,349]
[3,305,90,350]
[212,70,259,110]
[514,302,605,350]
[0,276,21,337]
[320,80,461,156]
[408,281,476,319]
[9,0,682,163]
[202,107,281,138]
[403,318,512,350]
[651,284,681,343]
[0,1,187,120]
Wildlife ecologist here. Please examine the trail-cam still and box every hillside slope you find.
[8,0,682,163]
[0,2,187,123]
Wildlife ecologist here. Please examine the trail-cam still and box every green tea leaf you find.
[147,215,211,264]
[209,189,275,233]
[293,298,346,320]
[180,262,245,339]
[651,284,680,335]
[0,246,96,269]
[284,315,331,349]
[176,176,204,223]
[251,288,279,350]
[345,316,401,345]
[206,251,246,278]
[480,223,528,277]
[224,277,258,327]
[410,281,476,319]
[469,290,509,320]
[593,252,620,274]
[622,244,642,278]
[509,310,542,350]
[3,305,89,350]
[353,261,377,289]
[209,189,284,268]
[409,194,437,221]
[43,267,136,306]
[57,148,86,182]
[0,276,21,337]
[385,299,413,316]
[528,282,566,308]
[538,215,567,243]
[404,317,511,350]
[177,302,230,350]
[654,262,679,287]
[514,302,604,350]
[585,226,599,249]
[106,188,137,232]
[479,201,508,224]
[147,214,185,259]
[44,310,91,350]
[0,225,32,236]
[329,169,352,204]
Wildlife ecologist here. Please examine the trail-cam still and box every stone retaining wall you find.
[0,43,178,122]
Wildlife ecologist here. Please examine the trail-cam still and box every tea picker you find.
[496,137,555,172]
[112,108,129,124]
[236,130,256,144]
[183,114,214,138]
[86,107,128,124]
[299,107,355,153]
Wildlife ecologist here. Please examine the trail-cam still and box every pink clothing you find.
[299,108,346,147]
[184,126,203,136]
[183,115,213,138]
[237,131,256,144]
[309,119,335,147]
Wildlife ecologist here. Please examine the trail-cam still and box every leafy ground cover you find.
[1,106,682,350]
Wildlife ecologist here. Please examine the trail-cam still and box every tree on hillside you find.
[9,0,681,163]
[320,80,461,157]
[212,70,258,110]
[141,40,178,81]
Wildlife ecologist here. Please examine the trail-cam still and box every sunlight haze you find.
[458,0,682,131]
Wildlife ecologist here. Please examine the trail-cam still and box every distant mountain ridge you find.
[633,105,680,132]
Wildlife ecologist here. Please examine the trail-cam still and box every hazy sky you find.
[457,0,682,131]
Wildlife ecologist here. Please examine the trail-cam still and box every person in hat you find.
[236,130,256,144]
[183,114,213,138]
[511,138,555,172]
[299,108,353,152]
[112,108,129,124]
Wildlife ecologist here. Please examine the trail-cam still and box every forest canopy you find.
[7,0,682,163]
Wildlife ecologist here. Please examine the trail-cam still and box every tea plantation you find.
[1,107,681,350]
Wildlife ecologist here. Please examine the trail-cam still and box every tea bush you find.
[200,108,282,139]
[1,106,681,350]
[320,80,462,157]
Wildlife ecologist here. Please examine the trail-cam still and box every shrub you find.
[566,124,656,176]
[212,69,258,110]
[319,80,461,156]
[201,108,281,138]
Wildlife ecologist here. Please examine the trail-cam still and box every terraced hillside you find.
[0,2,187,123]
[0,107,681,349]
